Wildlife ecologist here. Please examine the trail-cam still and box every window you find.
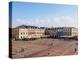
[21,36,22,38]
[21,33,22,35]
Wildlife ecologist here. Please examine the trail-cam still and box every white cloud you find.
[12,15,78,28]
[51,16,78,27]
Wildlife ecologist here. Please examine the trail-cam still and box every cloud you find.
[52,16,78,27]
[12,15,78,28]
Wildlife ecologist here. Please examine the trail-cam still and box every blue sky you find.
[11,2,78,28]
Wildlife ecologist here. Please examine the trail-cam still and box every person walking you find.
[75,48,77,52]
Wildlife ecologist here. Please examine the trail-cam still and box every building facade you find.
[12,25,45,39]
[12,25,78,40]
[47,27,78,38]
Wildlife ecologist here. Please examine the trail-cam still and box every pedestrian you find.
[48,53,50,55]
[21,48,24,52]
[75,48,77,52]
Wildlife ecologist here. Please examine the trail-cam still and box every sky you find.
[11,2,78,28]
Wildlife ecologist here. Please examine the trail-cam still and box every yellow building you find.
[12,25,45,39]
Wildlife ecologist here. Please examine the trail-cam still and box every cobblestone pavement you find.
[11,38,78,58]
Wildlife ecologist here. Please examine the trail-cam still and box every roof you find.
[14,25,77,29]
[48,27,77,30]
[15,25,39,29]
